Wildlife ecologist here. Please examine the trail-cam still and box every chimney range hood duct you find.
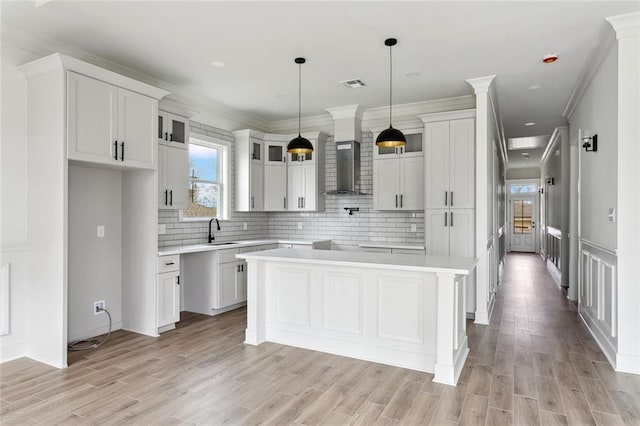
[327,140,365,195]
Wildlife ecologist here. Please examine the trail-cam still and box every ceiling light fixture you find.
[287,57,313,155]
[542,54,558,64]
[525,122,536,126]
[375,38,406,148]
[529,83,542,90]
[406,72,421,78]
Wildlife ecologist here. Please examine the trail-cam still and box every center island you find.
[236,248,477,386]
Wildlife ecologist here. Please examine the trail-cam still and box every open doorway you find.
[507,181,539,253]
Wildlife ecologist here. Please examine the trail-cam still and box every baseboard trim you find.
[616,353,640,375]
[67,321,123,343]
[0,340,28,363]
[579,311,617,369]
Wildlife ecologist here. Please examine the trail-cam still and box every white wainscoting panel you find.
[1,263,10,336]
[579,240,617,366]
[275,267,311,326]
[377,276,424,344]
[322,272,362,334]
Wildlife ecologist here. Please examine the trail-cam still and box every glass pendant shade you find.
[287,57,314,155]
[375,38,406,148]
[376,126,407,148]
[287,134,313,155]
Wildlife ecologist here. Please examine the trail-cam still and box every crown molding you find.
[268,113,333,135]
[541,126,568,164]
[563,26,616,121]
[417,108,476,124]
[607,11,640,39]
[3,24,270,131]
[466,75,496,94]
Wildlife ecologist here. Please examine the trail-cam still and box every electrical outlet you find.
[411,224,417,232]
[158,224,166,234]
[243,222,248,230]
[297,222,302,230]
[97,225,105,237]
[93,300,105,315]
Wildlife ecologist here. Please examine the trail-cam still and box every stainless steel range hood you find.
[326,105,367,195]
[327,141,364,195]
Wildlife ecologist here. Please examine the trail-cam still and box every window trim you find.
[179,134,231,222]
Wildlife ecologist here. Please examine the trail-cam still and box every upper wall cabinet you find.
[420,111,476,210]
[286,133,326,212]
[263,139,288,211]
[67,71,158,169]
[158,110,189,148]
[233,129,265,212]
[372,127,424,211]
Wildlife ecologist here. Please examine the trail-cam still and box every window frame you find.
[179,134,230,222]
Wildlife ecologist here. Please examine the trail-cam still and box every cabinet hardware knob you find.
[445,212,448,227]
[450,191,453,206]
[400,194,403,208]
[120,142,125,161]
[169,190,173,206]
[165,190,168,206]
[450,211,453,227]
[113,141,118,160]
[165,262,174,266]
[395,194,398,208]
[445,191,448,206]
[169,133,173,142]
[164,132,168,141]
[177,275,180,285]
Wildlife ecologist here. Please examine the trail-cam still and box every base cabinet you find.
[216,261,247,309]
[157,255,181,332]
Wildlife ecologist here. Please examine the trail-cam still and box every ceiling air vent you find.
[340,79,366,88]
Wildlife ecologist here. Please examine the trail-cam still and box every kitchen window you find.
[180,135,229,221]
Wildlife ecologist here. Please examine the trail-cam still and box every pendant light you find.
[375,38,406,148]
[287,57,314,155]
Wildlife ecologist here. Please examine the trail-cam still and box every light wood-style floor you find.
[2,253,640,425]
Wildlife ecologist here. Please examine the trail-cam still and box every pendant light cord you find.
[298,61,302,137]
[389,43,393,127]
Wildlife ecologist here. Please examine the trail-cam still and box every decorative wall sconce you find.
[581,131,598,152]
[546,177,555,185]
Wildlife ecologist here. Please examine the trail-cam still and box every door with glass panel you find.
[510,195,537,252]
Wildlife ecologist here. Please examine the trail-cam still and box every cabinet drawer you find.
[218,248,239,264]
[158,255,180,273]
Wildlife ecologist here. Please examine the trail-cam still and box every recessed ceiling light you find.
[542,54,558,64]
[406,72,421,78]
[525,122,536,126]
[211,61,226,68]
[522,152,530,157]
[529,83,542,90]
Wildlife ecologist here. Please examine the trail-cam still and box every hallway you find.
[2,254,640,424]
[465,253,640,425]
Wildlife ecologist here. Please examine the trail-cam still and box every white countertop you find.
[158,239,331,256]
[237,248,477,275]
[358,243,425,250]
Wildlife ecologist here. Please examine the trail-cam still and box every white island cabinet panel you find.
[239,248,476,386]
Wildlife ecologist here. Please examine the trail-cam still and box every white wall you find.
[506,167,541,180]
[68,165,123,342]
[0,42,37,362]
[570,45,618,250]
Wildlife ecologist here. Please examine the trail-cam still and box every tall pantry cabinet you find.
[420,110,476,314]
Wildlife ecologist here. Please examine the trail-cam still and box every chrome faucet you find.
[208,218,221,243]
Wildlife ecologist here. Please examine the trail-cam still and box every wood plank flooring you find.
[2,253,640,425]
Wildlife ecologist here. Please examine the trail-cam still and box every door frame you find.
[506,179,540,253]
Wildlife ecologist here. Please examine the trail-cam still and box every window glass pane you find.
[171,119,185,144]
[184,182,219,218]
[513,199,533,234]
[252,142,261,161]
[189,144,218,181]
[510,184,538,193]
[404,133,422,153]
[158,115,164,139]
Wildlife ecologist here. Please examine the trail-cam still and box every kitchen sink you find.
[207,242,237,246]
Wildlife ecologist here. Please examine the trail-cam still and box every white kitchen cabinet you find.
[264,164,287,211]
[426,209,474,258]
[158,144,189,209]
[157,255,180,333]
[423,117,475,210]
[373,154,424,210]
[233,130,265,212]
[216,260,246,309]
[67,71,157,169]
[287,163,317,211]
[158,110,189,148]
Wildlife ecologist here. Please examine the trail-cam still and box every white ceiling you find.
[2,1,638,164]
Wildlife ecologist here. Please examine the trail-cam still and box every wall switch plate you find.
[158,224,166,234]
[97,225,105,237]
[411,224,417,232]
[243,222,248,230]
[297,222,302,230]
